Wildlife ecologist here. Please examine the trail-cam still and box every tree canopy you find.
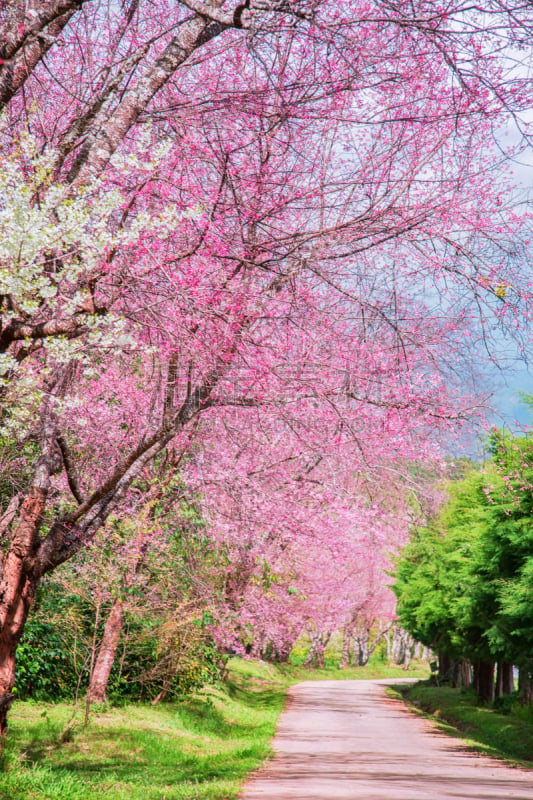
[394,423,533,699]
[0,0,532,731]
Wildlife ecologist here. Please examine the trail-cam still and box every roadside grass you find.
[0,658,430,800]
[279,660,429,681]
[390,682,533,766]
[0,662,285,800]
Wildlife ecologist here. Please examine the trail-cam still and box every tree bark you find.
[495,661,503,698]
[438,651,453,683]
[0,487,48,735]
[367,622,391,665]
[501,662,514,696]
[391,626,411,665]
[0,0,87,109]
[68,13,230,186]
[354,627,370,666]
[451,660,462,688]
[87,599,124,703]
[460,659,472,690]
[473,660,480,695]
[305,630,330,669]
[273,641,292,664]
[339,623,353,669]
[476,660,495,703]
[402,632,414,671]
[0,574,37,736]
[519,665,532,706]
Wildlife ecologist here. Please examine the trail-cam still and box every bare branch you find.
[0,317,88,353]
[56,433,85,505]
[177,0,235,25]
[0,496,21,542]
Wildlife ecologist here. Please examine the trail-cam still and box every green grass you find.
[278,660,430,682]
[0,658,430,800]
[0,662,285,800]
[391,681,533,766]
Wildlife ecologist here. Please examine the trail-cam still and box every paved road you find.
[241,679,533,800]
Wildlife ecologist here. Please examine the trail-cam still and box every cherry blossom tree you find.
[0,0,531,734]
[181,407,451,662]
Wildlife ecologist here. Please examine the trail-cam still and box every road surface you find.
[241,679,533,800]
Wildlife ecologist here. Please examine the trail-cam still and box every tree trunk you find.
[339,623,353,669]
[460,659,472,689]
[367,622,391,664]
[519,666,532,706]
[403,633,414,671]
[273,641,292,664]
[88,599,124,703]
[304,631,321,667]
[354,627,370,666]
[0,488,46,737]
[391,626,403,664]
[314,643,325,670]
[501,662,514,696]
[438,652,453,683]
[391,626,411,666]
[476,660,495,703]
[495,662,502,698]
[451,660,462,688]
[473,660,479,695]
[305,630,330,669]
[0,576,36,737]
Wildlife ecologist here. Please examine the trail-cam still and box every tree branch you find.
[0,496,21,542]
[56,433,85,505]
[68,12,231,185]
[177,0,235,25]
[0,317,88,353]
[0,0,88,108]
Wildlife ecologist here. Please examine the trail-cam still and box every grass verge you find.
[0,659,429,800]
[389,681,533,767]
[277,660,429,682]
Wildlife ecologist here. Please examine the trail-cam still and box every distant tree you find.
[395,424,533,702]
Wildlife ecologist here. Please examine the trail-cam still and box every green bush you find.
[493,692,517,715]
[15,583,90,700]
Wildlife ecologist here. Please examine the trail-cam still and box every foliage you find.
[14,582,90,701]
[393,470,491,661]
[393,425,533,670]
[15,512,225,704]
[0,436,39,508]
[107,611,224,701]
